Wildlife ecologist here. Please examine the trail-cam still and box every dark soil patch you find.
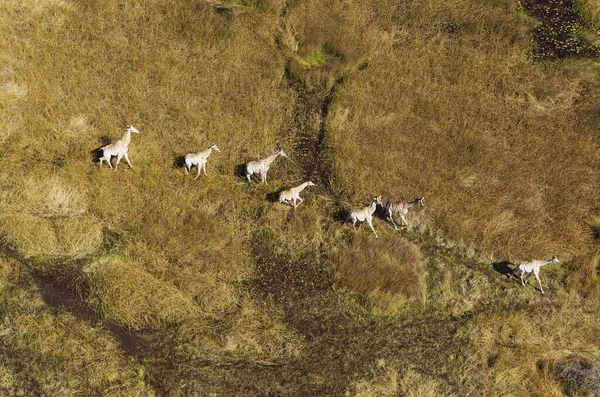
[522,0,600,60]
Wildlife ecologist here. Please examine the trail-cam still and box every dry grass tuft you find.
[86,257,198,330]
[467,303,600,395]
[578,0,600,27]
[0,213,101,261]
[33,179,88,218]
[332,233,426,315]
[0,258,153,396]
[219,298,305,361]
[352,364,399,397]
[398,368,441,397]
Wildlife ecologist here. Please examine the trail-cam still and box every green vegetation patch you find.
[298,49,330,69]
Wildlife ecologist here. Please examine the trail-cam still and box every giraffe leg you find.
[534,271,544,294]
[400,214,408,228]
[124,153,133,169]
[292,198,297,209]
[296,197,303,208]
[203,163,207,176]
[520,272,526,287]
[195,166,201,180]
[388,212,398,230]
[508,268,516,279]
[246,173,252,183]
[115,154,123,170]
[367,218,378,238]
[101,156,113,169]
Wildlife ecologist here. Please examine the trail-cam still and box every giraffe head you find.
[416,197,425,207]
[210,143,221,152]
[306,181,315,187]
[373,196,382,205]
[127,125,140,134]
[550,255,560,263]
[277,149,287,157]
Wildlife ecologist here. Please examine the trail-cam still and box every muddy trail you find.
[186,2,541,394]
[284,75,339,196]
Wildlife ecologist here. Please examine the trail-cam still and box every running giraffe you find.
[508,256,560,294]
[245,149,287,184]
[184,144,221,179]
[348,196,382,238]
[98,125,140,170]
[385,197,425,230]
[278,181,315,209]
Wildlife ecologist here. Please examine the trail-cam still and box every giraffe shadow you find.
[172,153,186,170]
[234,163,247,180]
[333,208,350,223]
[266,190,282,203]
[493,260,515,279]
[374,203,398,229]
[89,135,111,164]
[374,203,388,220]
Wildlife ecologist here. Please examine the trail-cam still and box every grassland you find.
[1,0,600,395]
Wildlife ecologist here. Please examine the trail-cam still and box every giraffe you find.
[245,149,287,184]
[348,196,382,238]
[385,197,425,230]
[278,181,315,209]
[98,125,140,170]
[508,256,560,294]
[184,144,221,179]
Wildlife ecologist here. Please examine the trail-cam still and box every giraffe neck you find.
[369,201,377,213]
[408,199,420,208]
[297,182,310,191]
[265,152,280,165]
[121,130,132,146]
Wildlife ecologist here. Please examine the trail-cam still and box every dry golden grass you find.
[0,258,153,395]
[352,364,399,397]
[85,257,198,330]
[331,233,426,315]
[350,364,441,397]
[467,302,600,395]
[0,213,102,261]
[328,0,599,264]
[398,368,442,397]
[0,0,599,394]
[578,0,600,27]
[219,298,305,361]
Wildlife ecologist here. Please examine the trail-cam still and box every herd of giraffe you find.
[96,125,561,294]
